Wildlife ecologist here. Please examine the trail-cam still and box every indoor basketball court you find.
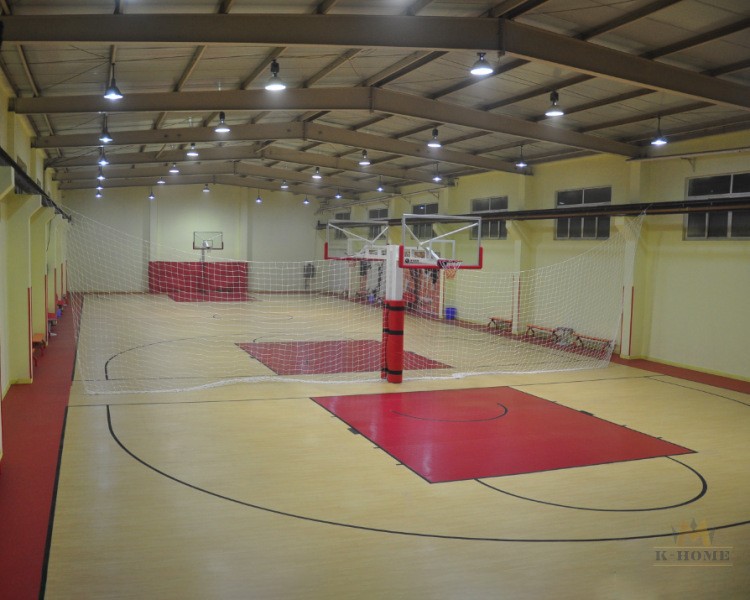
[0,2,749,599]
[44,356,750,599]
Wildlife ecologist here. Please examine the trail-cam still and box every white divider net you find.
[64,207,643,394]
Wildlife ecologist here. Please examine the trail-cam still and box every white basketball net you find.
[63,207,643,394]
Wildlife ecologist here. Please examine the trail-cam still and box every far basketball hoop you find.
[398,214,483,271]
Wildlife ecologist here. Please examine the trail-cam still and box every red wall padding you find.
[148,261,248,294]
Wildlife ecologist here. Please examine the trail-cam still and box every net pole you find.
[384,245,404,383]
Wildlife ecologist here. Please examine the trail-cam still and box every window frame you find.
[684,172,750,240]
[555,186,611,240]
[470,196,508,240]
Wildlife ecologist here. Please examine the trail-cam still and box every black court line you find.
[475,456,707,512]
[39,407,69,600]
[106,405,750,543]
[391,403,508,422]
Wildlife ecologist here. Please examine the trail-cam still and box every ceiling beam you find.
[500,20,750,112]
[22,87,639,158]
[47,142,442,186]
[35,122,305,148]
[259,147,443,185]
[5,14,747,111]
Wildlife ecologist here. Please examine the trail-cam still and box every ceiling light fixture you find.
[312,167,322,180]
[103,62,123,100]
[427,127,442,148]
[515,145,528,169]
[96,167,105,181]
[186,143,199,158]
[280,179,289,190]
[99,114,113,144]
[148,188,155,201]
[545,90,564,117]
[95,190,103,199]
[97,147,109,167]
[215,111,230,133]
[265,59,287,91]
[335,189,342,199]
[203,183,210,193]
[169,163,180,174]
[256,189,262,204]
[432,163,442,183]
[303,196,310,205]
[651,116,668,146]
[470,52,493,76]
[377,177,384,193]
[358,150,370,166]
[96,183,103,191]
[156,176,165,185]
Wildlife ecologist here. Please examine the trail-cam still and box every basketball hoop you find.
[437,259,462,279]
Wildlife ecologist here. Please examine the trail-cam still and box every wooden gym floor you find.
[40,298,750,599]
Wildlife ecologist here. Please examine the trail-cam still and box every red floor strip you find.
[0,312,75,600]
[238,340,450,375]
[313,387,694,483]
[611,355,750,394]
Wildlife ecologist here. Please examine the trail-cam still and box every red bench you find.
[488,317,512,331]
[574,333,613,352]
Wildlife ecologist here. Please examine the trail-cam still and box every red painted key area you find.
[313,387,694,483]
[238,340,449,375]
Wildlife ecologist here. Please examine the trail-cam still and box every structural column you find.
[3,193,44,383]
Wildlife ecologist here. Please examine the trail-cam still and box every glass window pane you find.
[489,196,508,210]
[688,175,731,196]
[730,210,750,238]
[499,220,507,238]
[557,190,583,206]
[732,173,750,194]
[582,216,597,238]
[583,187,611,204]
[686,213,706,238]
[707,212,729,237]
[472,198,489,212]
[569,217,582,238]
[597,216,610,238]
[556,218,569,238]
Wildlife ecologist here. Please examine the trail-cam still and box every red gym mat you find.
[238,340,450,375]
[312,387,694,483]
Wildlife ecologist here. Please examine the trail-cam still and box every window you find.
[411,202,438,239]
[333,211,350,240]
[555,186,611,240]
[470,196,507,239]
[368,207,388,240]
[685,172,750,240]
